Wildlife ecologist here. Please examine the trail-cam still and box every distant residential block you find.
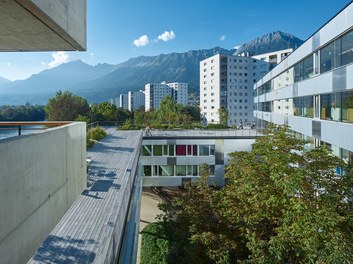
[119,94,128,109]
[145,81,188,111]
[128,90,145,111]
[252,48,293,69]
[200,54,269,126]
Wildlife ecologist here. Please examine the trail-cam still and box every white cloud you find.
[220,35,226,41]
[89,53,94,58]
[40,61,46,66]
[6,62,11,67]
[133,35,150,47]
[48,51,70,68]
[158,30,176,42]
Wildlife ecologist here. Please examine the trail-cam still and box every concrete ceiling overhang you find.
[0,0,86,51]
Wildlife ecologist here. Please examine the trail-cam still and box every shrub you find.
[140,222,170,264]
[87,126,107,149]
[205,123,229,129]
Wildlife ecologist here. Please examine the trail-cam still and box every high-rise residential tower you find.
[145,81,188,111]
[128,90,145,111]
[200,54,269,126]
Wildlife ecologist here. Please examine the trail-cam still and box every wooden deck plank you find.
[28,129,142,264]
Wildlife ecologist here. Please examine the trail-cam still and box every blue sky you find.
[0,0,351,81]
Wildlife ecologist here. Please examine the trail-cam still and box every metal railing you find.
[0,121,71,138]
[144,128,263,138]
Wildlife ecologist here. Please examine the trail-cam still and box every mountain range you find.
[0,31,304,105]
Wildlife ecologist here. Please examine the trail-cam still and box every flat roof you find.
[28,128,142,263]
[143,129,262,139]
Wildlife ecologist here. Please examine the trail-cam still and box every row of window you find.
[141,144,215,156]
[290,131,353,174]
[256,90,353,123]
[142,165,215,177]
[256,28,353,96]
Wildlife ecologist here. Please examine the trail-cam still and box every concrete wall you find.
[0,122,86,264]
[17,0,87,50]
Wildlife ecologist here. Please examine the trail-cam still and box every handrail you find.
[0,121,71,127]
[0,121,72,136]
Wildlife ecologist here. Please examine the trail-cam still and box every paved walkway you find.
[136,189,164,264]
[28,128,142,264]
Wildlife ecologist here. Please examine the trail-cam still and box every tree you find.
[45,90,89,121]
[90,102,118,121]
[217,108,229,127]
[155,96,183,127]
[183,105,201,122]
[224,125,353,263]
[158,125,353,263]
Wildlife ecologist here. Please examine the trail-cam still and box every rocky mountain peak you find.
[234,31,304,56]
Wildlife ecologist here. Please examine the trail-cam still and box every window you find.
[303,54,314,80]
[187,165,198,176]
[294,96,313,117]
[320,42,334,73]
[176,165,186,176]
[199,145,210,156]
[143,166,152,176]
[294,61,303,82]
[210,145,215,155]
[176,145,186,156]
[142,145,152,156]
[342,91,353,123]
[162,145,174,156]
[159,165,174,176]
[341,30,353,66]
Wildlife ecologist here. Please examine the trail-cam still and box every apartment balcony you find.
[0,124,143,264]
[0,122,87,263]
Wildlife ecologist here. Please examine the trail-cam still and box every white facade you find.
[128,90,145,111]
[167,82,188,105]
[145,82,188,111]
[254,2,353,162]
[200,54,269,126]
[141,131,258,186]
[119,94,128,109]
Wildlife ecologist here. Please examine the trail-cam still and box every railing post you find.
[18,126,21,135]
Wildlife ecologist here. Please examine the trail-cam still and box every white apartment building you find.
[119,94,128,109]
[200,54,269,126]
[128,90,145,111]
[167,82,188,105]
[252,48,293,69]
[145,81,188,111]
[109,97,119,107]
[254,1,353,163]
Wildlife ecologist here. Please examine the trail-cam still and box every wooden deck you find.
[28,128,142,264]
